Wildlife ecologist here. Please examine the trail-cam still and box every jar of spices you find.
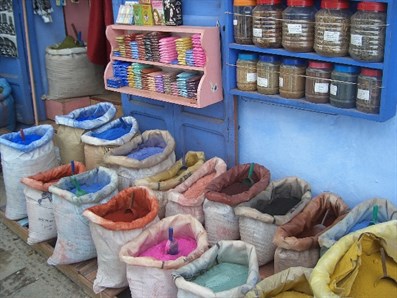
[279,58,306,99]
[356,68,382,114]
[282,0,317,52]
[305,61,332,103]
[252,0,283,48]
[349,2,387,62]
[314,0,351,57]
[237,52,258,91]
[257,54,281,95]
[330,64,359,108]
[233,0,256,44]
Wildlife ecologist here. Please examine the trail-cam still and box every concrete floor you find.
[0,169,90,298]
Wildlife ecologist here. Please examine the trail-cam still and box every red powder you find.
[137,237,197,261]
[103,210,136,222]
[183,173,217,200]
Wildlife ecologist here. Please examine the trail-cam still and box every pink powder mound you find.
[183,173,216,200]
[138,237,197,261]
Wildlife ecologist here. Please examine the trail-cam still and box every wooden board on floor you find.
[0,206,128,298]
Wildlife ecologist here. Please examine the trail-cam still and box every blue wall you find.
[238,99,397,208]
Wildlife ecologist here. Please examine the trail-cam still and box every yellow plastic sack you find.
[310,220,397,298]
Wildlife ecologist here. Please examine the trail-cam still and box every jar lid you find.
[282,58,306,66]
[258,54,281,63]
[308,61,332,69]
[287,0,314,7]
[234,0,257,6]
[257,0,281,4]
[357,2,386,12]
[334,64,360,74]
[238,52,258,61]
[321,0,349,9]
[361,68,382,77]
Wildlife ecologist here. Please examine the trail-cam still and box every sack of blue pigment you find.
[47,166,118,265]
[81,116,140,170]
[0,124,58,220]
[54,102,116,164]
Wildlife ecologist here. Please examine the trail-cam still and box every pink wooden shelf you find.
[104,24,223,108]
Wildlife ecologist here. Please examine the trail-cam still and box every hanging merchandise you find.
[83,187,159,294]
[234,176,312,266]
[166,157,227,224]
[0,125,58,220]
[134,151,206,218]
[47,167,119,265]
[21,161,86,245]
[0,78,16,131]
[33,0,53,23]
[172,240,260,297]
[0,0,17,57]
[233,0,256,45]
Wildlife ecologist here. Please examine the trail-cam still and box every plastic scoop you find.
[368,204,379,226]
[165,227,179,255]
[119,117,127,128]
[374,247,397,287]
[20,129,25,142]
[243,163,255,186]
[312,208,330,235]
[71,177,87,197]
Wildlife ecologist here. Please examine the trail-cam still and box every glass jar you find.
[279,58,306,99]
[356,68,382,114]
[349,2,387,62]
[282,0,317,52]
[305,61,332,103]
[257,54,281,94]
[330,65,359,108]
[252,0,283,48]
[314,0,351,57]
[233,0,256,44]
[237,52,258,91]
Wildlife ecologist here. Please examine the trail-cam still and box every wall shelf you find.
[104,24,223,108]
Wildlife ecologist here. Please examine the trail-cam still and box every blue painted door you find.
[115,0,237,166]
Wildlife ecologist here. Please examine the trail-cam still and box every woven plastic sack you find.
[204,163,271,245]
[21,161,86,245]
[47,166,118,265]
[81,116,140,170]
[54,102,116,164]
[172,240,260,298]
[273,192,350,273]
[135,151,206,218]
[234,177,311,266]
[310,220,397,298]
[318,198,397,253]
[103,129,176,190]
[0,125,58,220]
[245,267,313,298]
[45,46,104,100]
[0,78,16,131]
[83,186,159,293]
[119,214,209,298]
[166,157,227,224]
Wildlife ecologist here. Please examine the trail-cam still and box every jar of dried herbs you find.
[279,58,306,99]
[252,0,283,48]
[349,2,387,62]
[330,64,359,109]
[233,0,256,44]
[305,61,332,103]
[356,68,382,114]
[282,0,317,52]
[257,54,281,95]
[237,52,258,91]
[314,0,351,57]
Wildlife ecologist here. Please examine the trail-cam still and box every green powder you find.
[191,262,249,293]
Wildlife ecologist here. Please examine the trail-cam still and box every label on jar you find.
[330,84,337,96]
[279,77,284,88]
[288,24,303,34]
[357,89,370,101]
[233,19,238,26]
[351,34,363,46]
[314,83,329,94]
[247,73,257,83]
[257,77,268,87]
[253,28,262,37]
[324,31,340,43]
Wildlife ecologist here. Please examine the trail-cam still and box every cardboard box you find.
[163,0,182,26]
[133,4,143,25]
[151,0,165,25]
[45,97,91,121]
[141,4,154,26]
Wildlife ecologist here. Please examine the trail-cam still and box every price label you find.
[257,77,269,87]
[233,19,238,26]
[314,83,329,94]
[324,31,340,43]
[279,77,284,88]
[253,28,262,37]
[351,34,363,46]
[288,24,303,34]
[330,84,337,96]
[357,89,370,101]
[247,73,257,83]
